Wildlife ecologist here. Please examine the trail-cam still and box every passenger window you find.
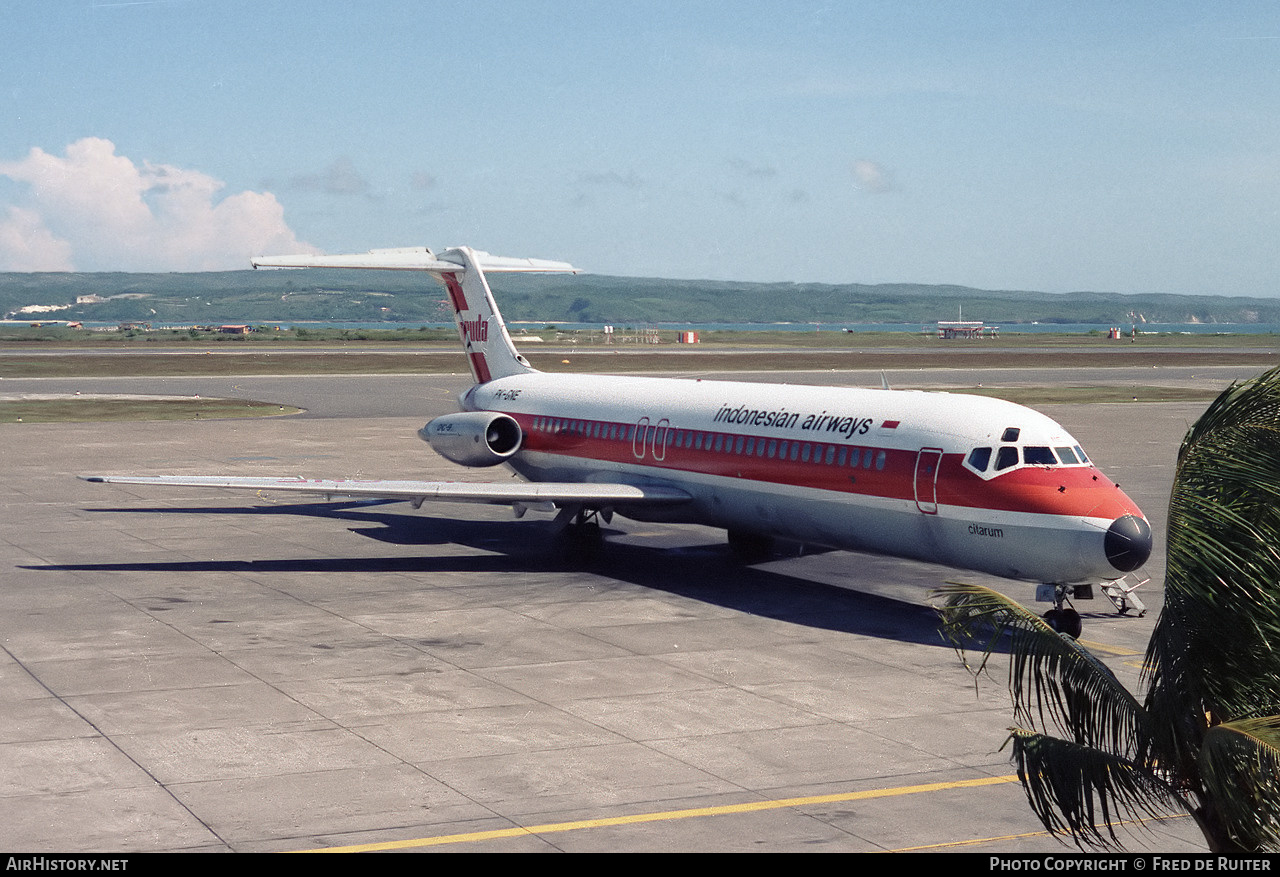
[967,447,992,472]
[995,446,1019,471]
[1024,446,1057,466]
[1055,446,1079,464]
[825,446,836,465]
[875,450,886,471]
[800,444,811,463]
[836,447,848,466]
[863,448,874,469]
[734,436,744,454]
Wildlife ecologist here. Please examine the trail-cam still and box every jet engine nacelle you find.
[419,411,523,467]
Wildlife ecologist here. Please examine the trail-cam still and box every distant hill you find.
[2,269,1278,326]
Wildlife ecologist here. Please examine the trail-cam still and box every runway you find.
[0,363,1246,852]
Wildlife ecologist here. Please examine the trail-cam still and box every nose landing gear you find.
[1037,583,1085,637]
[1038,575,1149,639]
[1043,602,1083,639]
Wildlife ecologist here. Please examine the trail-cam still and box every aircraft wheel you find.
[564,519,603,542]
[1044,608,1082,638]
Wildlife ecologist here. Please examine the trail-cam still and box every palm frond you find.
[936,584,1146,756]
[946,367,1280,853]
[1007,728,1186,850]
[1198,716,1280,852]
[1146,367,1280,764]
[1163,366,1280,623]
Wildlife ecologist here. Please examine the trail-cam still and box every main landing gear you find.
[1039,575,1149,639]
[552,505,611,542]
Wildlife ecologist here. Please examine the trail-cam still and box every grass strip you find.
[0,398,301,423]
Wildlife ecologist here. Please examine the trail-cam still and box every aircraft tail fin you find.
[252,246,579,383]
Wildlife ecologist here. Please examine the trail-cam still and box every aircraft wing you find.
[79,475,689,506]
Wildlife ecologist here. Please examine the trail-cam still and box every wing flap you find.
[80,475,688,506]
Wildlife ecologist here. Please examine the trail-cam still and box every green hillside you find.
[2,269,1277,326]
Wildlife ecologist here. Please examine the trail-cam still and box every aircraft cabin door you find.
[651,418,670,461]
[632,417,650,460]
[914,448,943,514]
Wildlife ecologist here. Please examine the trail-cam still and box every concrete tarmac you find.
[0,364,1250,852]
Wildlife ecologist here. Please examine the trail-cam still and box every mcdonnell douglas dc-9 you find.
[84,246,1152,637]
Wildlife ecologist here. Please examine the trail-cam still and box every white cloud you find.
[852,159,893,194]
[0,138,317,271]
[0,206,74,272]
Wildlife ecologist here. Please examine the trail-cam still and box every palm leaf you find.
[1007,728,1186,849]
[936,584,1146,757]
[1146,367,1280,771]
[1198,716,1280,851]
[943,367,1280,852]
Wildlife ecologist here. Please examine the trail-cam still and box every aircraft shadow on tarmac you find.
[33,499,972,648]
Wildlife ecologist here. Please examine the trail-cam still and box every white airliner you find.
[84,246,1152,636]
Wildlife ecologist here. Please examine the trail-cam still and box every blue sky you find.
[2,1,1278,297]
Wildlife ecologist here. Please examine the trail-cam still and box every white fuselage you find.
[458,371,1149,585]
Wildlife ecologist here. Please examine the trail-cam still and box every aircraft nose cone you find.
[1105,514,1152,572]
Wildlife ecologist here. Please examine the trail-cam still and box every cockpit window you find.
[981,440,1090,475]
[1001,427,1021,442]
[995,446,1019,471]
[1023,446,1057,466]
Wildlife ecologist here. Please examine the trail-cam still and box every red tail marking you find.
[470,352,492,383]
[442,272,468,312]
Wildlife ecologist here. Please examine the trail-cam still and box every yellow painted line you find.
[1075,638,1142,657]
[894,828,1053,852]
[893,811,1191,852]
[294,774,1018,853]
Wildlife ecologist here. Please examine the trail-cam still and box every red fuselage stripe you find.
[512,412,1140,521]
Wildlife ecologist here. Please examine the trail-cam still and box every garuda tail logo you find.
[460,317,490,344]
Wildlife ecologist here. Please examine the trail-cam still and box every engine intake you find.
[419,412,523,467]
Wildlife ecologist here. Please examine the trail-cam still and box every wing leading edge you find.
[78,475,690,506]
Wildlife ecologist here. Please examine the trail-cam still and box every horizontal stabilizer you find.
[251,247,578,275]
[80,475,687,506]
